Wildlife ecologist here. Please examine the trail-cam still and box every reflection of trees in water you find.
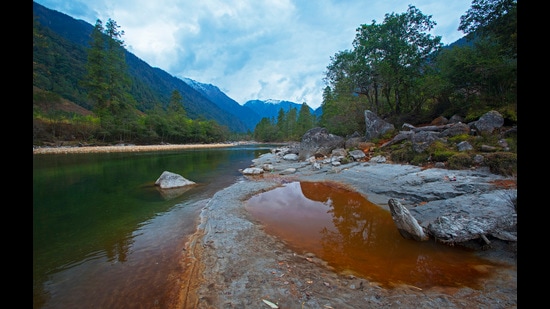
[304,181,388,255]
[413,254,437,283]
[105,234,134,263]
[299,181,492,288]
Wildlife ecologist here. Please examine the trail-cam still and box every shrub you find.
[390,144,416,164]
[410,153,431,166]
[431,150,456,162]
[427,140,456,162]
[447,153,474,170]
[447,134,470,143]
[484,152,517,176]
[498,105,517,125]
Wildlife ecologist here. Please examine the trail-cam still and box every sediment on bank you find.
[32,143,237,155]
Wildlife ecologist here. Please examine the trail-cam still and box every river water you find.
[33,144,274,309]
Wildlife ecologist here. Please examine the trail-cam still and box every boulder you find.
[242,167,264,175]
[364,110,395,141]
[298,127,345,160]
[155,171,196,189]
[388,198,430,241]
[469,110,504,135]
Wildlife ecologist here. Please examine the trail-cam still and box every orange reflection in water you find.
[245,181,501,289]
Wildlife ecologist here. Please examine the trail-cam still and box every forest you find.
[33,0,516,146]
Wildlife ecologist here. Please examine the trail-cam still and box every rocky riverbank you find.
[179,150,517,308]
[34,143,517,308]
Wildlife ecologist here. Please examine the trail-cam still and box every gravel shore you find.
[32,143,237,155]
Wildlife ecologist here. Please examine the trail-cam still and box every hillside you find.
[33,1,250,133]
[33,86,93,116]
[181,78,262,132]
[243,99,314,120]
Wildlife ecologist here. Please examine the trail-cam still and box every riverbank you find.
[34,143,517,307]
[180,151,517,308]
[32,143,239,154]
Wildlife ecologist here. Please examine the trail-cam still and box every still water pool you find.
[245,181,502,289]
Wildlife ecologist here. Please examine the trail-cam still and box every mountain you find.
[243,99,314,120]
[181,78,261,132]
[33,1,251,133]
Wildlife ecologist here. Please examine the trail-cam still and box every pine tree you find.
[82,18,134,139]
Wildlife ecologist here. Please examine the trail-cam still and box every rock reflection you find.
[245,181,500,289]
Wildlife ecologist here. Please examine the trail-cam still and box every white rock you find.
[155,171,196,189]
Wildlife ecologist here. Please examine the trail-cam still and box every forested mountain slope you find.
[33,1,250,133]
[244,100,314,120]
[181,78,262,132]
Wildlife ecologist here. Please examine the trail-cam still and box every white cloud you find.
[35,0,473,109]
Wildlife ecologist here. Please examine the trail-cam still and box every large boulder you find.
[155,171,196,189]
[298,127,345,160]
[469,110,504,135]
[388,198,430,241]
[364,110,395,141]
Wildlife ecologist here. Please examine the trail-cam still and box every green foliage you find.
[340,157,351,165]
[504,136,517,153]
[431,150,456,162]
[253,106,317,142]
[82,17,134,131]
[33,15,91,109]
[447,153,474,170]
[297,103,316,137]
[468,133,497,149]
[320,0,516,138]
[409,154,431,166]
[498,104,517,124]
[447,134,470,144]
[323,4,442,132]
[387,142,430,166]
[459,0,517,58]
[389,143,416,163]
[33,0,517,151]
[319,96,367,136]
[168,90,186,116]
[484,152,517,176]
[370,129,397,144]
[253,117,278,142]
[427,140,456,161]
[464,108,488,123]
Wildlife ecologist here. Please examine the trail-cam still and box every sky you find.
[35,0,473,109]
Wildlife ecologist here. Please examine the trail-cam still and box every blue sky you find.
[35,0,473,109]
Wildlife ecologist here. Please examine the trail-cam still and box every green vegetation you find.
[314,0,516,176]
[33,0,517,173]
[320,0,516,134]
[33,17,232,145]
[253,103,317,142]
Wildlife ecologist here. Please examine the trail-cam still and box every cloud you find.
[35,0,473,109]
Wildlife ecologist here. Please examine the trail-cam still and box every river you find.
[33,144,274,309]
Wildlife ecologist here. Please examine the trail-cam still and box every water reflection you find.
[245,181,501,289]
[33,145,275,308]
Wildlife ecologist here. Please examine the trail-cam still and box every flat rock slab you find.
[185,159,517,308]
[247,153,517,246]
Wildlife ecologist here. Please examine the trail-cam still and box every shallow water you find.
[245,181,502,289]
[33,145,273,309]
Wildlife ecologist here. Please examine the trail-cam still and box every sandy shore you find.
[32,143,237,155]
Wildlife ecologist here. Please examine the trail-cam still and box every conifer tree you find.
[82,18,134,139]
